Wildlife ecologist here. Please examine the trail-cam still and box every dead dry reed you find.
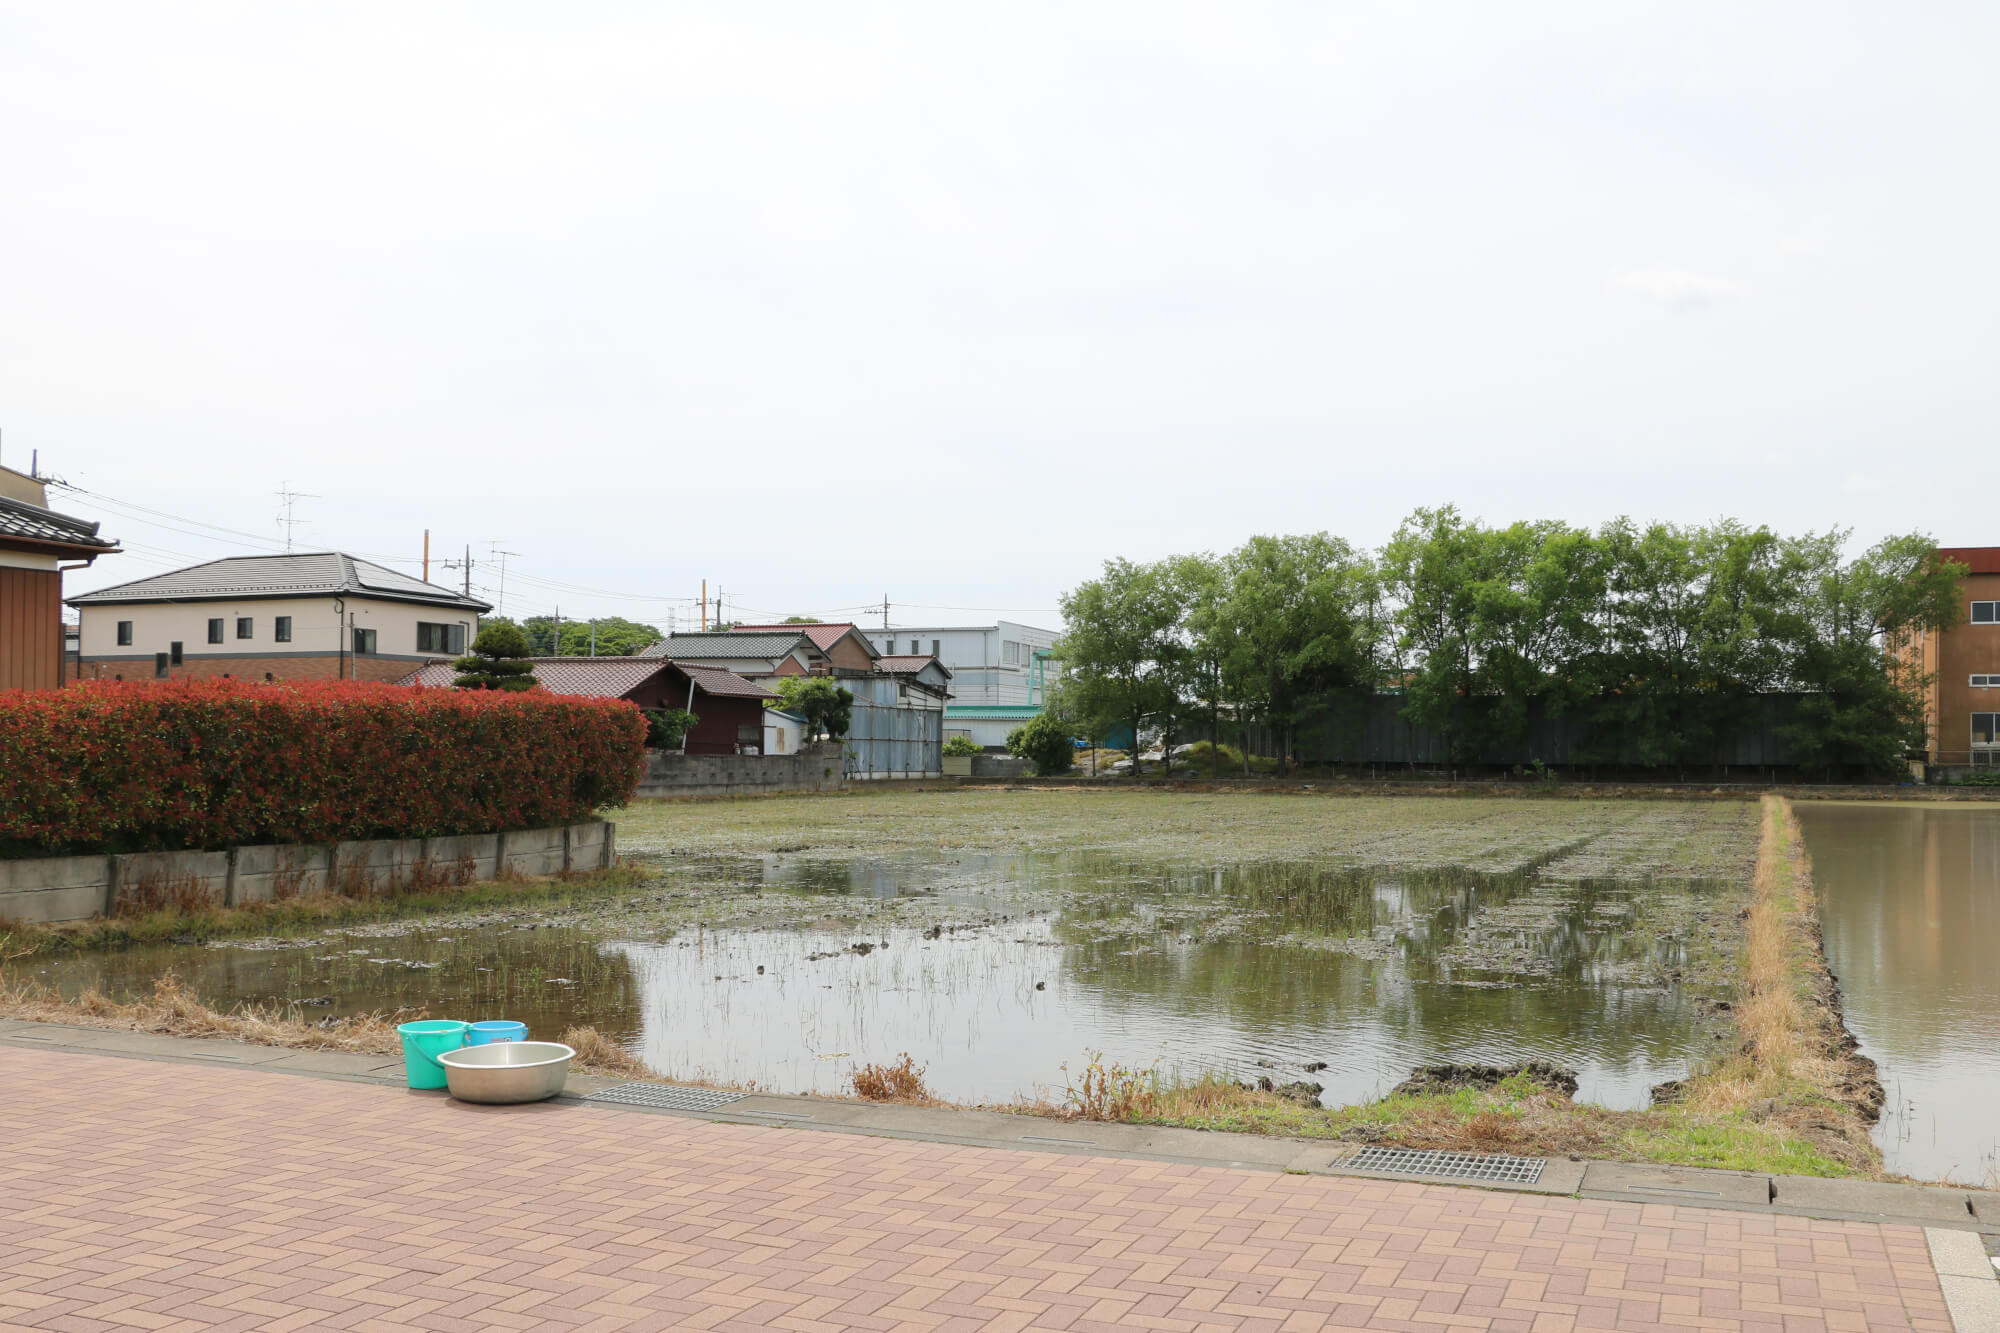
[849,1053,934,1103]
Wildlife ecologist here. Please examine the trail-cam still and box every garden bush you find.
[1006,712,1074,775]
[0,679,647,856]
[941,736,983,758]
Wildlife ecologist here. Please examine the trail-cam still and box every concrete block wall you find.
[969,755,1034,779]
[635,741,846,799]
[0,821,616,926]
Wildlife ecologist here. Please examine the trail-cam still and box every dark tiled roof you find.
[0,494,118,553]
[728,622,873,656]
[68,551,489,611]
[395,656,774,702]
[642,631,808,661]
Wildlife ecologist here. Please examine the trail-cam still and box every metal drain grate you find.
[587,1083,746,1113]
[1340,1147,1546,1184]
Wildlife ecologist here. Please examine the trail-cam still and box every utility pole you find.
[589,620,597,657]
[701,579,707,631]
[422,530,430,582]
[441,547,475,597]
[882,595,890,630]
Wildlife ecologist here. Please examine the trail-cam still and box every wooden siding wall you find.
[0,567,63,691]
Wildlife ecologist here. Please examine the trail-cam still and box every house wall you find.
[74,596,478,683]
[686,694,768,755]
[820,633,877,672]
[0,565,64,691]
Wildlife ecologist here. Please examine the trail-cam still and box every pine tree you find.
[452,624,538,692]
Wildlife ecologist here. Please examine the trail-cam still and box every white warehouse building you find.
[871,620,1061,750]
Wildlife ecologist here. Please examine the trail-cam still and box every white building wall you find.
[871,621,1059,706]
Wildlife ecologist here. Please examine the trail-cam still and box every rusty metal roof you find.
[875,654,952,678]
[1938,547,2000,576]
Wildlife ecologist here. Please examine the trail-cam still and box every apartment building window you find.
[416,622,465,654]
[207,618,225,644]
[1974,713,2000,766]
[932,639,941,657]
[169,641,182,665]
[274,616,291,643]
[909,639,920,654]
[154,652,169,678]
[236,617,253,640]
[1973,675,2000,688]
[352,627,378,655]
[1974,601,1998,623]
[116,621,133,646]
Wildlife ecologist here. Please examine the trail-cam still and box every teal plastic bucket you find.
[467,1020,527,1046]
[397,1020,469,1089]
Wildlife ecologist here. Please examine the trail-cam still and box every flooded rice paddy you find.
[25,792,1762,1110]
[1797,802,2000,1187]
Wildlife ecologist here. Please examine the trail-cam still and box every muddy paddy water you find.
[27,793,1762,1110]
[1797,802,2000,1187]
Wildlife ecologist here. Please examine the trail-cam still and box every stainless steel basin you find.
[437,1041,573,1104]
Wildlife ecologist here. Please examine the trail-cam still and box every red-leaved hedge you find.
[0,679,648,856]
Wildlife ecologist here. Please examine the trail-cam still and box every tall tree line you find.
[1053,508,1964,777]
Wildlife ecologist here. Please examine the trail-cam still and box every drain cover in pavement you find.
[1341,1147,1546,1184]
[587,1082,746,1112]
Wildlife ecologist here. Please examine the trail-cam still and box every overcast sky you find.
[6,3,1995,631]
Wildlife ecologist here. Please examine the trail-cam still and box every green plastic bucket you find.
[397,1020,469,1089]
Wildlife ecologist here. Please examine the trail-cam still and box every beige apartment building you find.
[1902,546,2000,771]
[68,552,489,683]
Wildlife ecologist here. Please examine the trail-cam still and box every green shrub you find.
[642,708,699,749]
[1006,712,1074,775]
[942,736,983,758]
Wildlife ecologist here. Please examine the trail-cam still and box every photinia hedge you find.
[0,679,647,856]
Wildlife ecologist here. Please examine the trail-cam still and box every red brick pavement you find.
[0,1048,1956,1332]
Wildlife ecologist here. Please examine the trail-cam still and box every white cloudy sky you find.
[5,3,1995,630]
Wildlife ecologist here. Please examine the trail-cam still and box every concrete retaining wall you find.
[0,821,616,926]
[635,741,845,799]
[969,755,1034,779]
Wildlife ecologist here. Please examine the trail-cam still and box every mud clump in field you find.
[1392,1061,1579,1099]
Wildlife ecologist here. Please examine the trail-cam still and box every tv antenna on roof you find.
[276,483,318,553]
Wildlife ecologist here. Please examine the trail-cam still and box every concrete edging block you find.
[229,844,334,904]
[0,854,112,925]
[109,851,230,914]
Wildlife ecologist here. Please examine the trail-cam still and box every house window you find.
[1973,675,2000,688]
[169,641,183,665]
[236,617,253,640]
[1974,602,1998,624]
[352,628,378,655]
[154,652,169,678]
[274,616,291,643]
[207,618,225,644]
[932,639,940,657]
[910,639,920,655]
[116,621,132,646]
[416,622,464,654]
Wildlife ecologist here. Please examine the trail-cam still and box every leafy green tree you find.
[782,615,818,624]
[452,624,537,692]
[1056,558,1187,776]
[773,676,854,740]
[515,615,662,657]
[1006,712,1075,774]
[942,735,984,758]
[1774,532,1964,775]
[1216,533,1381,770]
[641,708,699,749]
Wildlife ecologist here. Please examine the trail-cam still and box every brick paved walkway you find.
[0,1048,1956,1332]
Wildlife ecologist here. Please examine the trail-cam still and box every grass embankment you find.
[1004,794,1885,1178]
[0,862,654,958]
[0,971,652,1080]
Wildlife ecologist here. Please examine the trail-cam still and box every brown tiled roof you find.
[672,662,778,700]
[395,655,775,702]
[875,654,951,677]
